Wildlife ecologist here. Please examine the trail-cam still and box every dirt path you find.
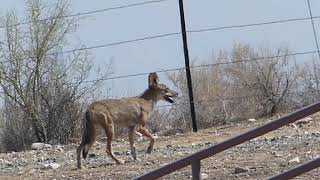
[0,114,319,180]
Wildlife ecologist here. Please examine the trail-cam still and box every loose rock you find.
[201,172,209,179]
[31,143,52,150]
[248,118,256,122]
[234,166,250,174]
[289,157,300,164]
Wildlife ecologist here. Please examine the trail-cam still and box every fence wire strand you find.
[0,0,171,29]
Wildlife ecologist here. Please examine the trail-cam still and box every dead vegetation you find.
[153,44,320,135]
[0,0,111,152]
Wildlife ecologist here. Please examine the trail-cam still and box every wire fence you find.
[0,1,320,106]
[1,2,319,66]
[0,0,170,29]
[1,0,320,178]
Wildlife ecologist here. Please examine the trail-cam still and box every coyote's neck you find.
[140,88,159,108]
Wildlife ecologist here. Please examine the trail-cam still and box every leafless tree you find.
[167,44,300,132]
[0,0,111,150]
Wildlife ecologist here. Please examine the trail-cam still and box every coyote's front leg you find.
[128,126,137,160]
[137,126,155,153]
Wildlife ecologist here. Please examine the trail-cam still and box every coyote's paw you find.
[77,165,84,170]
[146,147,153,154]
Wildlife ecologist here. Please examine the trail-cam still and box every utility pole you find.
[178,0,198,132]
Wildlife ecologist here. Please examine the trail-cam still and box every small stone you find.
[234,166,250,174]
[100,137,107,142]
[88,154,97,158]
[39,156,45,162]
[201,173,209,179]
[43,163,60,170]
[144,162,151,166]
[153,134,159,139]
[137,136,144,142]
[296,117,312,125]
[31,143,52,150]
[248,118,256,122]
[50,163,60,170]
[289,157,300,164]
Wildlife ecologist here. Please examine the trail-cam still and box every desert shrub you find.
[0,0,111,151]
[165,44,311,131]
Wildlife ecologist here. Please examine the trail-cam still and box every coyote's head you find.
[148,72,178,103]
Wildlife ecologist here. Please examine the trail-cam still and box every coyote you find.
[76,72,178,169]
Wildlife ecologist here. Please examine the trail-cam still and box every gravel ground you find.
[0,115,319,180]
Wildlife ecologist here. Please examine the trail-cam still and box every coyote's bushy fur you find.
[76,72,178,169]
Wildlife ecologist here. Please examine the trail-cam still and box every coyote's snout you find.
[76,72,178,169]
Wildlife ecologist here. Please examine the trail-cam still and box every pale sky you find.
[1,0,319,100]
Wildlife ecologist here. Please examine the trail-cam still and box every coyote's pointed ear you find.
[148,72,159,88]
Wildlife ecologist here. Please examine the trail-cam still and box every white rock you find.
[289,157,300,164]
[201,173,209,179]
[50,163,60,169]
[43,163,60,170]
[248,118,256,122]
[31,143,52,150]
[137,136,144,142]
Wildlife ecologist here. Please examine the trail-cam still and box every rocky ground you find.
[0,114,319,180]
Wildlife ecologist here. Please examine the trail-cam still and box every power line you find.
[155,90,318,109]
[53,15,320,55]
[0,0,170,29]
[0,5,319,87]
[1,16,317,62]
[191,50,318,69]
[79,66,184,84]
[188,16,320,33]
[0,32,181,64]
[78,50,318,85]
[63,0,170,17]
[306,0,320,61]
[59,32,180,55]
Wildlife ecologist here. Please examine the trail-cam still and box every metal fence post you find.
[191,160,201,180]
[178,0,198,132]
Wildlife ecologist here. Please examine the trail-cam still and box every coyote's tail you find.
[82,111,96,159]
[76,111,95,168]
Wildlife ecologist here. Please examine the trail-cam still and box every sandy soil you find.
[0,114,319,180]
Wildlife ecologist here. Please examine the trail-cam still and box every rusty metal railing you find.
[135,101,320,180]
[268,157,320,180]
